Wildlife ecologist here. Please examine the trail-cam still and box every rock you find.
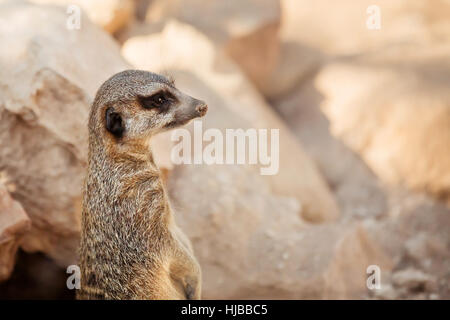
[315,45,450,200]
[142,0,281,94]
[405,233,448,269]
[122,20,339,223]
[273,80,387,221]
[0,181,31,282]
[171,170,392,299]
[365,194,450,298]
[263,42,323,99]
[392,269,437,292]
[405,233,431,263]
[29,0,135,34]
[268,0,450,98]
[0,1,128,266]
[115,20,165,44]
[281,0,450,56]
[134,0,151,21]
[320,224,393,299]
[373,283,398,300]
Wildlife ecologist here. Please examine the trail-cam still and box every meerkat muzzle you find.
[196,103,208,117]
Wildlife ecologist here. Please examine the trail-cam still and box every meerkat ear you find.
[105,107,124,138]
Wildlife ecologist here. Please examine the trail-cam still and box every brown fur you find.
[77,70,207,300]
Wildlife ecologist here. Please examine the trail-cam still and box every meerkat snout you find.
[91,70,208,141]
[196,103,208,117]
[166,97,208,129]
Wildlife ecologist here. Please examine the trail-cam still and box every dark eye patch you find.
[138,90,176,112]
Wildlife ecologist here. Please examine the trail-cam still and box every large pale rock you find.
[143,0,281,93]
[0,181,31,281]
[315,45,450,200]
[122,20,339,223]
[0,1,128,265]
[29,0,135,33]
[281,0,450,56]
[170,163,392,298]
[267,0,450,99]
[273,80,387,221]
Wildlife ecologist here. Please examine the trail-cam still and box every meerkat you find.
[77,70,207,300]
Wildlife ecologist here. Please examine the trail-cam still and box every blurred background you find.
[0,0,449,299]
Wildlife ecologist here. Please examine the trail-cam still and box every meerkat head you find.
[90,70,207,142]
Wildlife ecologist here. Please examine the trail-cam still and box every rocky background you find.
[0,0,449,299]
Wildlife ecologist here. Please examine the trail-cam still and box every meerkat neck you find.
[86,134,169,221]
[96,135,156,167]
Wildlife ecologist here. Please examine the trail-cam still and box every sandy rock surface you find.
[315,45,450,200]
[0,181,30,281]
[170,164,392,299]
[0,1,128,265]
[268,0,450,99]
[29,0,135,33]
[122,0,282,94]
[281,0,450,55]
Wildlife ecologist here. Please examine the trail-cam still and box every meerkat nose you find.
[196,103,208,117]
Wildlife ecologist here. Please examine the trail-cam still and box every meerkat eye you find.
[138,91,175,110]
[152,92,166,106]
